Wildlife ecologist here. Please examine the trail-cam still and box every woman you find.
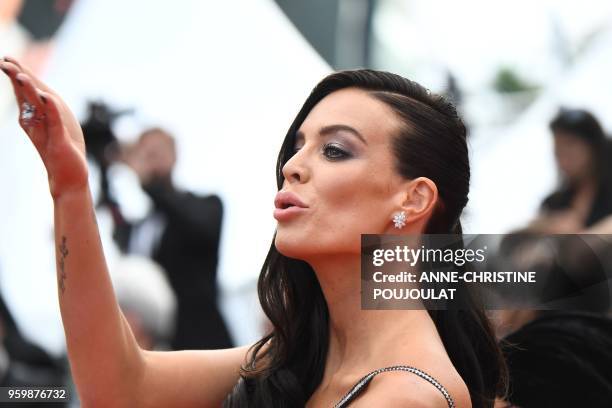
[528,108,612,233]
[498,109,612,336]
[0,57,505,407]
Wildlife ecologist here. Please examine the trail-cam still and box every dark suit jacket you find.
[115,180,233,350]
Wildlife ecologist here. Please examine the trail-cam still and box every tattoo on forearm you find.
[58,235,69,294]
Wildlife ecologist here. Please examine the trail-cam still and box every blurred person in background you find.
[528,108,612,234]
[79,103,234,351]
[494,109,612,337]
[114,127,234,351]
[490,109,612,406]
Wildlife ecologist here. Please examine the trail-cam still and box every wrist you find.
[52,184,93,206]
[48,164,91,201]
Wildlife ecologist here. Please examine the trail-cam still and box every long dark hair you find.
[224,69,507,407]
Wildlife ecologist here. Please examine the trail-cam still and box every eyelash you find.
[322,143,351,160]
[292,143,351,160]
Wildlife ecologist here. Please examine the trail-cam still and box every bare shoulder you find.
[134,343,259,408]
[350,368,471,408]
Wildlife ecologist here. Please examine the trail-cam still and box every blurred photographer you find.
[84,118,232,350]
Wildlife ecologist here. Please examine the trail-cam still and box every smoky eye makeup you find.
[291,140,353,161]
[321,140,353,160]
[292,129,361,158]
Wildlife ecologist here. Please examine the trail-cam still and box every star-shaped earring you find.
[392,211,407,229]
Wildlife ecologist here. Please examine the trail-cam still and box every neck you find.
[308,254,442,377]
[571,176,597,210]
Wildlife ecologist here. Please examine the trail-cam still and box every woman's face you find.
[553,131,594,183]
[274,88,418,260]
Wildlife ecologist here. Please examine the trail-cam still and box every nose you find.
[281,148,309,184]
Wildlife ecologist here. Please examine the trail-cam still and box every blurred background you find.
[1,0,611,405]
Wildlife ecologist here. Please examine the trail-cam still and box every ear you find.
[397,177,438,225]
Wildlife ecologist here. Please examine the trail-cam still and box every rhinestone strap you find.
[332,365,455,408]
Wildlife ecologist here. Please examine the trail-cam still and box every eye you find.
[323,143,350,160]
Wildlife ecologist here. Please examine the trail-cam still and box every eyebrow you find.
[296,124,368,145]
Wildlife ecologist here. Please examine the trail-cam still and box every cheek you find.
[576,148,593,169]
[560,149,589,176]
[161,154,175,168]
[312,164,392,232]
[557,140,591,170]
[556,149,577,170]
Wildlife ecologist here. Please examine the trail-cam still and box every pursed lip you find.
[274,191,309,209]
[273,191,309,221]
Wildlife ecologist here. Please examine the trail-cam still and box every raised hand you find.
[1,56,89,199]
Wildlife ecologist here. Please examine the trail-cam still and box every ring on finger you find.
[20,101,44,126]
[21,102,36,119]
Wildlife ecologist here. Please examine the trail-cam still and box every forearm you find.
[54,187,144,405]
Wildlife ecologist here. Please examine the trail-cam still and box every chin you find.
[274,237,303,259]
[273,233,315,260]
